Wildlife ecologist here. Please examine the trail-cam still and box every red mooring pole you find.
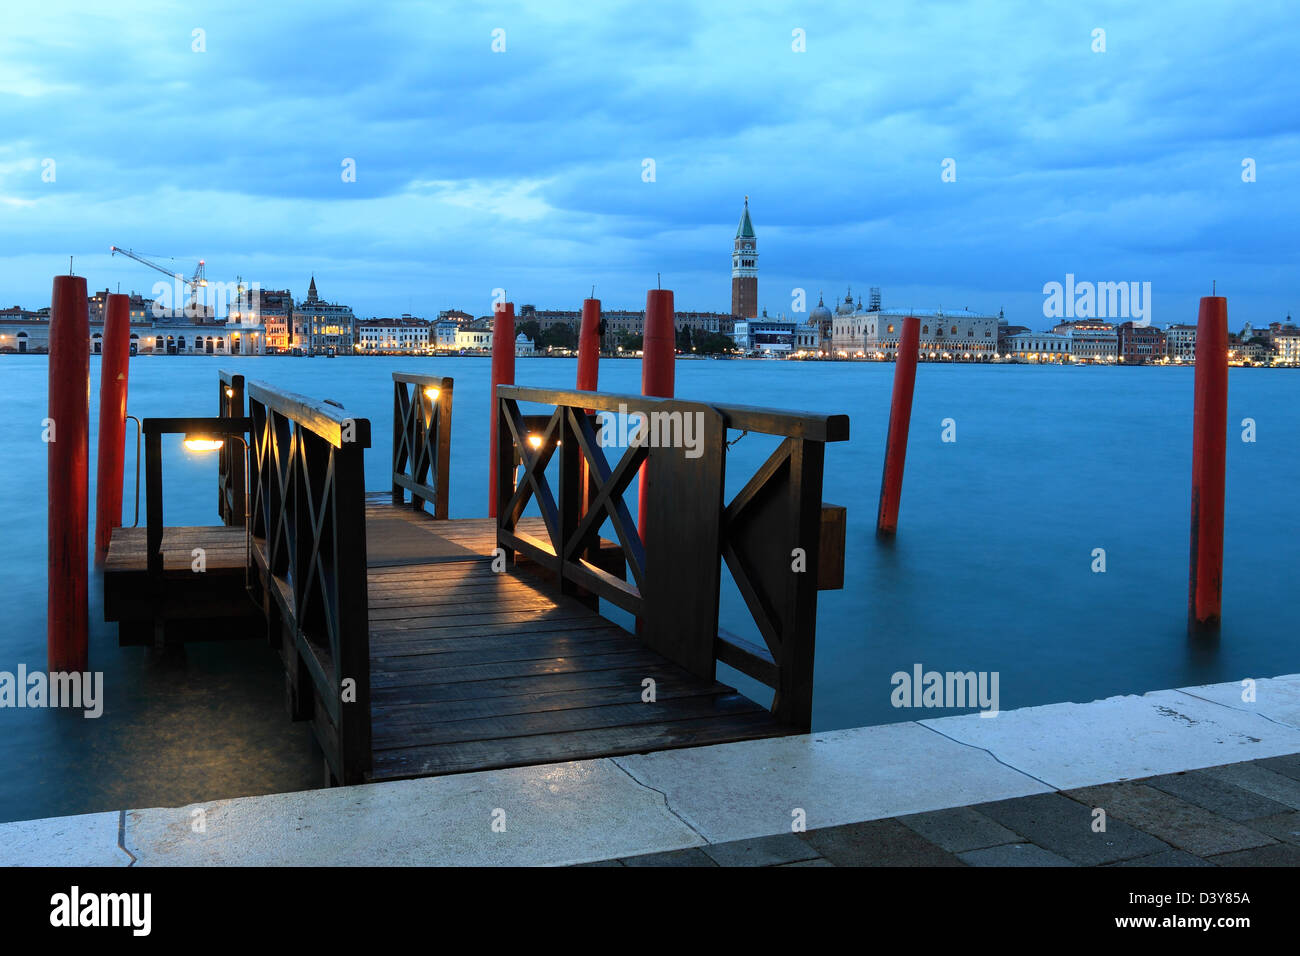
[49,274,90,672]
[94,293,131,565]
[577,298,601,393]
[876,315,921,534]
[576,298,602,518]
[638,288,675,539]
[1189,295,1228,626]
[488,300,515,518]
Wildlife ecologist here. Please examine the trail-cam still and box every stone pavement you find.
[584,754,1300,866]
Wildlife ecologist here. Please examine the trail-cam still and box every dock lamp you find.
[183,430,252,591]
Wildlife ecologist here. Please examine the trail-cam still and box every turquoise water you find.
[0,355,1297,823]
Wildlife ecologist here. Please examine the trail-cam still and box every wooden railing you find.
[217,370,246,527]
[495,385,849,729]
[391,372,453,519]
[246,380,372,785]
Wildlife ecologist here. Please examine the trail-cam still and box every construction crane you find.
[110,246,208,315]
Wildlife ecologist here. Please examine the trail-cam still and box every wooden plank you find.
[369,662,706,706]
[372,690,760,749]
[370,709,788,779]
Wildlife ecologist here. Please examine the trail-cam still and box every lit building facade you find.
[293,277,355,353]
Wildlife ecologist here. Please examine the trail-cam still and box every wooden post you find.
[48,274,89,672]
[876,315,920,535]
[391,380,405,506]
[94,293,131,565]
[638,288,674,538]
[1189,296,1228,626]
[488,301,515,518]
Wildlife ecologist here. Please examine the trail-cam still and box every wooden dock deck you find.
[103,370,848,786]
[360,498,787,780]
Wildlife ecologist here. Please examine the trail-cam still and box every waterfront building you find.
[0,315,48,352]
[733,312,797,354]
[455,322,493,351]
[1115,321,1166,364]
[523,307,736,338]
[1165,324,1198,363]
[1230,341,1271,365]
[293,276,355,353]
[433,319,459,351]
[516,333,536,355]
[731,197,758,318]
[1275,329,1300,366]
[830,298,999,361]
[355,316,431,352]
[1052,320,1118,363]
[230,288,293,352]
[1000,331,1071,362]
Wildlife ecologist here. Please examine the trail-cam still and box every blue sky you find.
[1,0,1296,326]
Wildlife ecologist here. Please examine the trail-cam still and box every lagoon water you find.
[0,354,1297,823]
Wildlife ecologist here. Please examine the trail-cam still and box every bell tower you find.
[731,196,757,318]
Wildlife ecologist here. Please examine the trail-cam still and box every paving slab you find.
[124,758,701,866]
[1144,770,1292,821]
[1207,843,1300,866]
[1067,782,1276,858]
[1177,674,1300,729]
[973,792,1169,865]
[897,806,1023,853]
[700,833,821,866]
[1107,849,1215,867]
[611,721,1050,844]
[1199,761,1300,809]
[921,689,1300,790]
[958,843,1075,867]
[620,848,717,867]
[0,811,128,867]
[798,818,965,866]
[1256,753,1300,782]
[1240,811,1300,846]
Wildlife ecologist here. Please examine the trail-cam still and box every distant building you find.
[1165,324,1198,363]
[293,276,355,353]
[829,294,999,361]
[232,288,293,352]
[733,312,797,354]
[515,333,535,355]
[1053,320,1118,363]
[1001,331,1070,363]
[455,322,493,351]
[1115,321,1166,364]
[432,319,459,351]
[1230,341,1270,365]
[1275,329,1300,366]
[731,197,758,318]
[356,316,431,352]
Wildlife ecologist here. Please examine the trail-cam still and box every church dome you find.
[835,288,855,315]
[809,294,833,323]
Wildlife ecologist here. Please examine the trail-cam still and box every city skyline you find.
[1,2,1297,324]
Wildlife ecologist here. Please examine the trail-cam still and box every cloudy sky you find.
[1,1,1296,325]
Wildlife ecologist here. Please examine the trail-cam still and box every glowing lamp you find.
[183,438,224,452]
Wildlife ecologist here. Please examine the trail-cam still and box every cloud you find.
[0,0,1295,321]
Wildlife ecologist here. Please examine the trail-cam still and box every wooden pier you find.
[104,370,849,785]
